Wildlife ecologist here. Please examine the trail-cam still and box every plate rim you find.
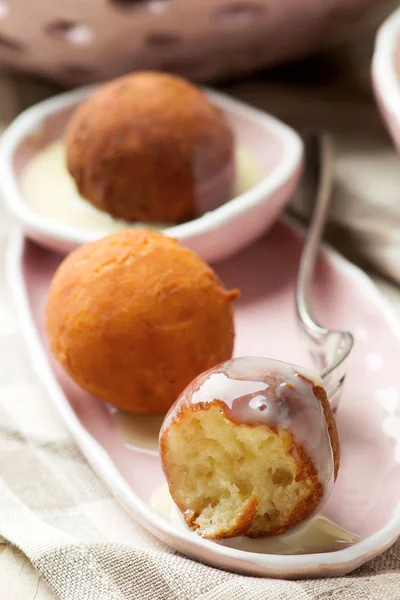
[372,6,400,121]
[6,224,400,578]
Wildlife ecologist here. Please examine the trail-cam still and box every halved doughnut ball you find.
[160,357,339,538]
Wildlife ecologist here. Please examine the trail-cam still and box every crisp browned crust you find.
[160,393,335,539]
[65,71,234,224]
[312,384,340,480]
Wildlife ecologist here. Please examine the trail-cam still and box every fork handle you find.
[295,134,353,406]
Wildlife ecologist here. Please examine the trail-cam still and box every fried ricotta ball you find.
[45,229,239,414]
[160,357,340,539]
[65,71,235,224]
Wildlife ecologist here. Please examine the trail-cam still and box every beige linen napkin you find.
[2,60,400,598]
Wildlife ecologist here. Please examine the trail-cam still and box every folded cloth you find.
[1,64,400,599]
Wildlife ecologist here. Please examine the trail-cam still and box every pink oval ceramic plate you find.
[7,221,400,579]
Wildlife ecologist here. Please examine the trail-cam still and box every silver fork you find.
[295,135,353,410]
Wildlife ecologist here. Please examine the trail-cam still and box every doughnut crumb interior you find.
[161,403,325,539]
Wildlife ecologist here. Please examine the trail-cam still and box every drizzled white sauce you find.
[21,141,263,233]
[166,356,334,507]
[191,373,268,407]
[109,406,164,455]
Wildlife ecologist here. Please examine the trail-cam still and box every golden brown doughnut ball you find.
[65,71,235,223]
[45,229,239,414]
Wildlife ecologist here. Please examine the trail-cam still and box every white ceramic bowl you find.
[0,85,302,261]
[372,7,400,150]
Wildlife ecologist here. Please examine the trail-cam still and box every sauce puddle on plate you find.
[109,407,163,454]
[21,141,264,233]
[150,483,359,555]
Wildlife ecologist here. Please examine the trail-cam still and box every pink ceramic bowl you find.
[0,0,378,86]
[372,7,400,149]
[0,85,303,262]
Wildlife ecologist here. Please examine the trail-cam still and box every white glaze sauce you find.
[150,483,358,555]
[109,407,164,455]
[166,356,334,506]
[21,141,264,233]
